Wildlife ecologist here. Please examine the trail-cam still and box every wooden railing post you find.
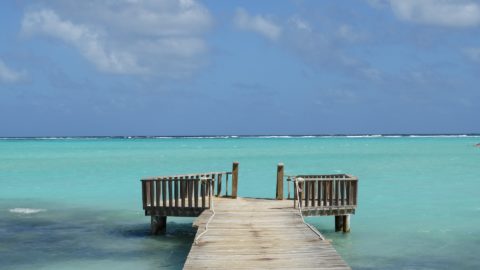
[232,161,239,198]
[276,163,284,200]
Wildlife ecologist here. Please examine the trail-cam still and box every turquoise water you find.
[1,137,479,269]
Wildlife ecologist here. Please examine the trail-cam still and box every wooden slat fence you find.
[141,171,232,217]
[288,174,358,216]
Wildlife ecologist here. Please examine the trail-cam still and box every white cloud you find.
[22,9,144,74]
[234,8,282,41]
[389,0,480,27]
[288,16,312,32]
[21,0,212,77]
[0,59,26,83]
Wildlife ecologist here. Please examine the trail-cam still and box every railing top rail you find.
[284,174,358,181]
[141,171,231,181]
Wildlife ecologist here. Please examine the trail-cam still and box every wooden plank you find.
[168,177,173,207]
[141,181,146,209]
[201,180,206,208]
[185,197,351,270]
[181,177,185,208]
[232,162,239,198]
[304,180,309,207]
[188,176,193,208]
[149,181,154,207]
[216,173,222,196]
[162,179,167,207]
[174,177,179,208]
[156,180,160,207]
[194,177,199,208]
[318,180,322,206]
[276,163,284,200]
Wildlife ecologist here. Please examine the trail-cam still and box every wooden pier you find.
[141,162,358,269]
[185,197,350,269]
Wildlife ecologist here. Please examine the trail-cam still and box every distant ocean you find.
[1,136,479,269]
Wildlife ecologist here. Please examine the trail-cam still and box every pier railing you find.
[289,174,358,216]
[142,170,236,217]
[276,164,358,217]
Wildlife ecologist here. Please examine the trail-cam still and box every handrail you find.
[286,174,358,211]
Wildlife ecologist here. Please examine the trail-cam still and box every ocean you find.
[1,136,479,269]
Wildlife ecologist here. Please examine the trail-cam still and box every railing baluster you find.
[188,176,193,208]
[201,179,206,208]
[317,180,321,206]
[162,179,167,207]
[156,180,160,207]
[150,181,155,207]
[329,180,334,206]
[303,181,310,207]
[194,177,199,208]
[225,173,229,196]
[181,177,185,208]
[353,180,358,206]
[174,177,179,208]
[216,173,221,197]
[142,181,146,208]
[168,177,173,207]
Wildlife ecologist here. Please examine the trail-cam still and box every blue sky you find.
[0,0,479,136]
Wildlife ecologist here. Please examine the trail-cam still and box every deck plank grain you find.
[185,197,350,270]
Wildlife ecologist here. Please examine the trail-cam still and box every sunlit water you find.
[1,137,479,269]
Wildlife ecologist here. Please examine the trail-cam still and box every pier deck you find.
[184,197,350,269]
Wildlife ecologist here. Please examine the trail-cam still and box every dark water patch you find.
[0,203,195,270]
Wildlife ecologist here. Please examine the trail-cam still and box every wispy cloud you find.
[21,0,212,77]
[234,8,282,41]
[0,59,26,83]
[384,0,480,27]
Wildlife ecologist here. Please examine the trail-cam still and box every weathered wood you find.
[162,179,167,207]
[342,215,350,233]
[185,197,350,270]
[174,177,179,208]
[151,216,167,235]
[276,163,284,200]
[155,180,160,207]
[194,178,199,208]
[181,177,186,208]
[216,173,222,196]
[335,216,343,232]
[188,177,193,208]
[142,181,147,208]
[168,177,173,207]
[232,161,239,198]
[201,180,206,208]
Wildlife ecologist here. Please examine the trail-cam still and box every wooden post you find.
[232,161,239,198]
[151,216,167,235]
[216,174,222,197]
[342,215,350,233]
[276,163,284,200]
[335,216,343,232]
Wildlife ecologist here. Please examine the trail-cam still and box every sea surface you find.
[1,136,479,269]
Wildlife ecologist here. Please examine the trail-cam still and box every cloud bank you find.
[21,0,213,77]
[234,8,282,41]
[375,0,480,27]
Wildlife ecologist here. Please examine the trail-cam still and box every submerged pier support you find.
[335,215,350,233]
[151,216,167,235]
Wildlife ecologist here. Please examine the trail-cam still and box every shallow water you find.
[1,137,479,269]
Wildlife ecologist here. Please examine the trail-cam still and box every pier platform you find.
[185,197,350,269]
[140,162,357,269]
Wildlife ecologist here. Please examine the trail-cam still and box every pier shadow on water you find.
[0,200,195,270]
